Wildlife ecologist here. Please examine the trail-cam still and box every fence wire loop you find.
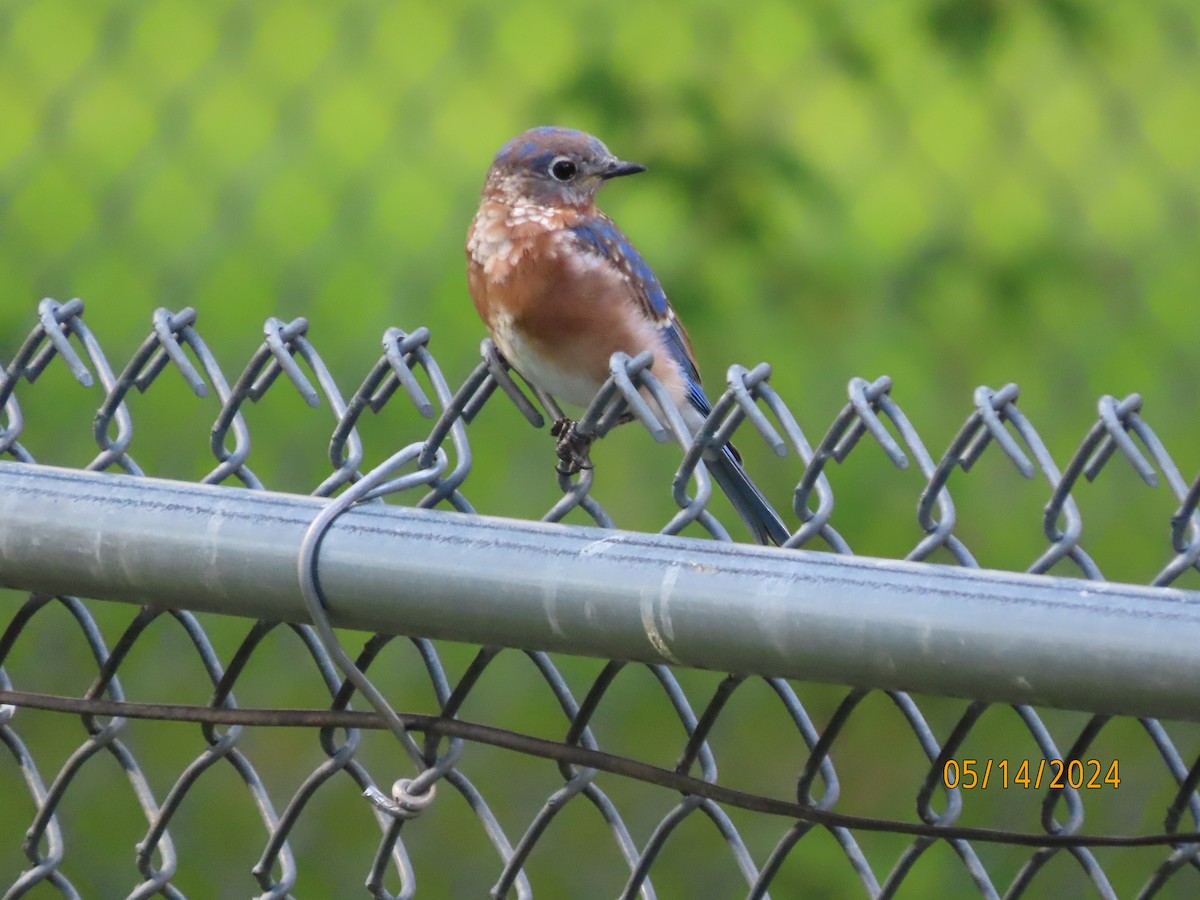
[380,326,436,416]
[478,338,544,427]
[970,384,1034,475]
[256,316,320,405]
[716,362,787,456]
[1090,394,1156,484]
[296,441,458,821]
[31,297,93,386]
[148,306,208,395]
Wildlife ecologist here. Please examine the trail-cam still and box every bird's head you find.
[483,126,645,208]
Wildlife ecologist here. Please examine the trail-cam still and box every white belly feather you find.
[490,310,603,408]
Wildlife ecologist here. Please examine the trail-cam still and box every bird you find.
[465,126,790,546]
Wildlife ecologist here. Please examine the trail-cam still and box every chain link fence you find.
[1,299,1199,898]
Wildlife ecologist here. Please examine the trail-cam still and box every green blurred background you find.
[2,0,1198,572]
[2,0,1199,896]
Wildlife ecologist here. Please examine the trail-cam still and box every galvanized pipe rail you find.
[2,460,1198,722]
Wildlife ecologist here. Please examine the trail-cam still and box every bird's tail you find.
[706,445,791,546]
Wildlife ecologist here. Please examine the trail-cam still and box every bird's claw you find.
[552,418,594,476]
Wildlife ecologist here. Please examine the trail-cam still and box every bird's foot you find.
[552,418,594,476]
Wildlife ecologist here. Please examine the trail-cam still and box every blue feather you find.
[569,216,701,387]
[568,219,671,319]
[566,216,788,545]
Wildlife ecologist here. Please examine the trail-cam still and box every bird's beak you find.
[599,158,647,180]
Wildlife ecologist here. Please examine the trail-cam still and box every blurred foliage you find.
[1,0,1199,896]
[1,0,1197,566]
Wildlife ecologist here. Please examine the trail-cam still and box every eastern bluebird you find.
[466,126,790,546]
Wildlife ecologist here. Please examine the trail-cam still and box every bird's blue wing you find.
[569,217,783,541]
[568,215,705,400]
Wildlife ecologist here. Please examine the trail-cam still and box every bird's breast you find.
[488,307,608,408]
[467,202,566,283]
[465,202,686,410]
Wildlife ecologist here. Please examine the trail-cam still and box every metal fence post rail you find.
[2,300,1200,898]
[2,462,1200,723]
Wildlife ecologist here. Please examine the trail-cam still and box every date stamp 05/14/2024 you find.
[942,759,1122,790]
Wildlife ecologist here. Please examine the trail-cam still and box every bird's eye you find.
[550,158,577,181]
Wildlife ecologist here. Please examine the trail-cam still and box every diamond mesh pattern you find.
[1,300,1199,897]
